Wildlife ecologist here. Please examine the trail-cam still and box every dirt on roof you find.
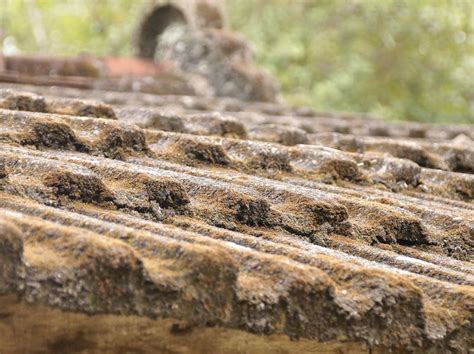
[0,78,472,353]
[0,10,473,353]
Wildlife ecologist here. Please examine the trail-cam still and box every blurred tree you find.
[229,0,474,123]
[0,0,473,123]
[0,0,142,56]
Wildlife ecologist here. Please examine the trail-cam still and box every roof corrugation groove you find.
[0,67,472,353]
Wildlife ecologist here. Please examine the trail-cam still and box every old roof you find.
[0,55,473,353]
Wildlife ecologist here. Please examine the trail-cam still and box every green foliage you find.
[1,0,473,123]
[0,0,142,56]
[229,0,474,123]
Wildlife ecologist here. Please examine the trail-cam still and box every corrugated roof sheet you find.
[0,57,472,353]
